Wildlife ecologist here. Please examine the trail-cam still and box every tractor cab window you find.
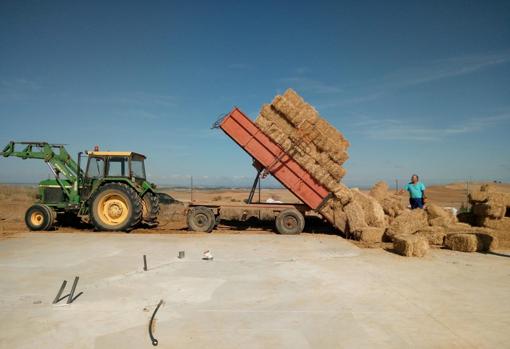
[86,157,105,178]
[131,156,146,179]
[107,157,129,177]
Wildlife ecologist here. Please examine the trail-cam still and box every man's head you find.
[411,174,419,183]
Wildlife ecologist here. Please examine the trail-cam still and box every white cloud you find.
[379,50,510,88]
[355,112,510,141]
[0,78,42,102]
[1,78,41,90]
[297,50,510,106]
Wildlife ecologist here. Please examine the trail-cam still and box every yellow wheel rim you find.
[97,193,130,226]
[30,212,44,226]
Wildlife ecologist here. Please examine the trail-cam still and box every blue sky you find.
[1,0,509,188]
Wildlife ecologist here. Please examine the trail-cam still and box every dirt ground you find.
[1,182,509,239]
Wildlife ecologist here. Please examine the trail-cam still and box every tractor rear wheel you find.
[187,206,215,232]
[25,204,55,231]
[142,191,160,224]
[275,209,305,235]
[90,183,142,231]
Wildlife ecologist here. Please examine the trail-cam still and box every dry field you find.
[1,182,508,240]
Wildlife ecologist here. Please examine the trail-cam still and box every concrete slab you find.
[0,233,509,348]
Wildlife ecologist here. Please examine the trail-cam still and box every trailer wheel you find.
[142,191,160,224]
[90,183,142,231]
[187,207,215,233]
[25,204,54,231]
[275,209,305,235]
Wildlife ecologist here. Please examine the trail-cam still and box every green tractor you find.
[1,141,160,231]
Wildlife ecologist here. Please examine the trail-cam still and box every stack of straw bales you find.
[468,185,510,231]
[255,89,353,231]
[255,89,349,193]
[254,90,499,256]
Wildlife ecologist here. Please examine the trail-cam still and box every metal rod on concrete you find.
[52,280,67,304]
[67,276,79,304]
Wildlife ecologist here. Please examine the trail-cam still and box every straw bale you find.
[295,104,320,125]
[351,188,386,228]
[479,217,510,231]
[429,217,453,228]
[344,201,367,232]
[393,234,429,257]
[445,234,478,252]
[331,183,353,205]
[445,231,498,252]
[318,198,348,232]
[386,209,428,239]
[315,116,349,146]
[382,196,406,218]
[445,222,474,231]
[369,181,390,202]
[480,183,495,192]
[426,203,452,220]
[352,227,386,243]
[255,113,273,131]
[328,148,349,164]
[472,203,506,219]
[282,88,306,109]
[414,226,446,245]
[259,104,295,134]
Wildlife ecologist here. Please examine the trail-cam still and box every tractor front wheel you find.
[25,204,55,231]
[90,183,142,231]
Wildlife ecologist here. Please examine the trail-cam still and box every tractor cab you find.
[84,151,147,181]
[79,150,150,202]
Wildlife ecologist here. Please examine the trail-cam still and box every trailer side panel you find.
[219,108,329,210]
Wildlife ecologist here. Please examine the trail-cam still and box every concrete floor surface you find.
[0,233,509,348]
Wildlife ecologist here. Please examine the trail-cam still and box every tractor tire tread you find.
[90,182,142,232]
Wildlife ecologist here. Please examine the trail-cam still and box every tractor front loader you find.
[1,141,160,232]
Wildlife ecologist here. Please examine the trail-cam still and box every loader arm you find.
[1,141,82,202]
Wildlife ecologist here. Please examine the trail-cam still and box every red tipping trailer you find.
[187,108,331,234]
[218,108,330,209]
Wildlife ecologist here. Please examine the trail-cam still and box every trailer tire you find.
[25,204,54,231]
[90,183,142,231]
[187,206,215,233]
[142,191,160,224]
[275,209,305,235]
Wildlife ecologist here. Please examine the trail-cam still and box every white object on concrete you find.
[202,250,213,260]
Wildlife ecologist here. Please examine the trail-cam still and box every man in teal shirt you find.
[403,174,426,209]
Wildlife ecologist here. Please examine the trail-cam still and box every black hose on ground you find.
[149,299,163,346]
